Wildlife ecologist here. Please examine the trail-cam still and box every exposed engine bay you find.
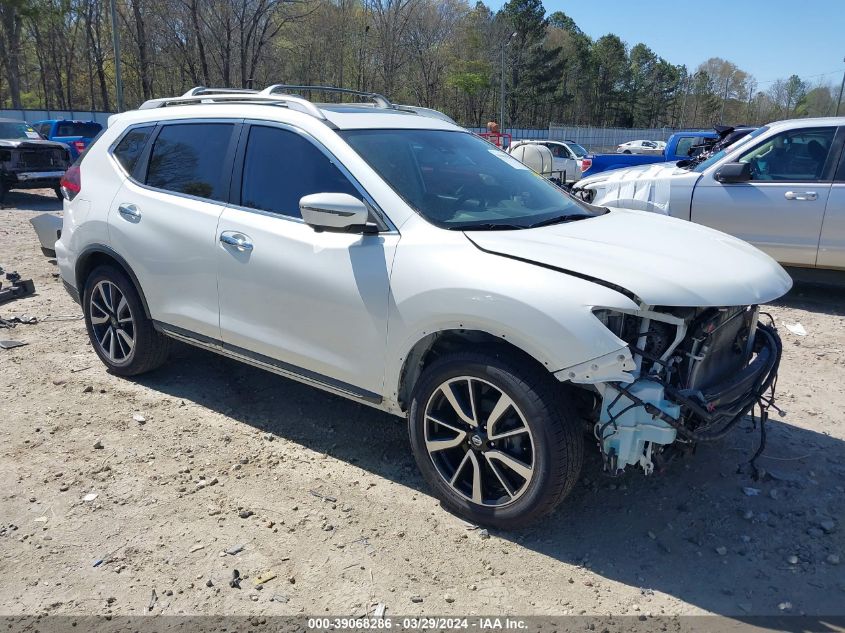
[583,305,782,476]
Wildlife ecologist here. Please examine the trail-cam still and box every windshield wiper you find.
[525,214,591,228]
[449,222,527,231]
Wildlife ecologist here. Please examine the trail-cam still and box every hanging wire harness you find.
[592,306,783,478]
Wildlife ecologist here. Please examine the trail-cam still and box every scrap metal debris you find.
[0,270,35,306]
[0,340,28,350]
[229,569,241,589]
[0,315,37,328]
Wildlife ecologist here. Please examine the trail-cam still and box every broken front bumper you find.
[598,323,782,473]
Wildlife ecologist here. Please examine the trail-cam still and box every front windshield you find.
[341,129,598,230]
[0,121,39,140]
[691,126,769,173]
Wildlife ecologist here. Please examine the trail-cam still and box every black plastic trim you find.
[155,321,383,404]
[75,244,152,319]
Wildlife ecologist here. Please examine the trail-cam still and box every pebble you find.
[742,487,761,496]
[272,594,289,603]
[827,554,840,565]
[478,529,490,540]
[715,546,728,556]
[778,601,793,612]
[820,520,836,534]
[410,595,423,603]
[787,555,799,565]
[743,510,754,520]
[444,594,455,603]
[206,579,213,587]
[93,439,104,450]
[239,510,253,519]
[59,484,69,492]
[82,385,93,393]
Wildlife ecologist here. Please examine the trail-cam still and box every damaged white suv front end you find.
[468,207,791,478]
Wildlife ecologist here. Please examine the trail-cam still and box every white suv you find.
[56,85,791,528]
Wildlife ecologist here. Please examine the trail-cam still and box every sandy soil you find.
[1,189,843,618]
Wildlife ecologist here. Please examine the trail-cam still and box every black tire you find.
[0,183,8,204]
[83,265,171,376]
[54,186,63,200]
[623,149,632,154]
[408,350,583,529]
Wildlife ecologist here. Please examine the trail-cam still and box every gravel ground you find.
[1,189,844,618]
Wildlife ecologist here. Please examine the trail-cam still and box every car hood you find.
[576,162,700,214]
[0,138,69,151]
[465,208,792,307]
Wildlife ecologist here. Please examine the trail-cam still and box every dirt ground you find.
[1,189,843,619]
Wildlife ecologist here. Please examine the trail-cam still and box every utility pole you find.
[719,71,734,125]
[109,0,124,111]
[836,56,845,117]
[499,32,516,134]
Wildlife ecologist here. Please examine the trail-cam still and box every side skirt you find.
[154,321,392,413]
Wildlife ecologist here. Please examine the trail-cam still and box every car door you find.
[216,122,398,399]
[544,143,576,182]
[818,130,845,269]
[690,126,838,267]
[107,120,239,340]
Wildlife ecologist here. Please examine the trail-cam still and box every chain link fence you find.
[1,108,112,125]
[548,124,677,153]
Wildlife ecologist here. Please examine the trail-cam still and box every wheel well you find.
[396,329,552,411]
[75,249,151,318]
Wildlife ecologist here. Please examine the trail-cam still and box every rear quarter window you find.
[112,126,155,175]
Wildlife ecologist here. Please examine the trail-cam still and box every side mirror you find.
[299,193,370,232]
[715,162,751,183]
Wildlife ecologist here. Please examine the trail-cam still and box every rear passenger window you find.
[113,126,155,175]
[146,123,233,201]
[240,125,359,218]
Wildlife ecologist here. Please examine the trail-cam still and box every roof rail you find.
[137,91,326,120]
[179,86,259,98]
[260,84,393,109]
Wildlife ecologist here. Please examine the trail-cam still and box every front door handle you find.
[117,203,141,220]
[784,191,817,201]
[220,231,254,252]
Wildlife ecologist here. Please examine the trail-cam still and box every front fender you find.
[383,232,638,407]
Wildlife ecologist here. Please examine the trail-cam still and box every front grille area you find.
[18,149,66,169]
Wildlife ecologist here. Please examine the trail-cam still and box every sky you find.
[485,0,845,89]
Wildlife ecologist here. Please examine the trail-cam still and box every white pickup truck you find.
[573,117,845,271]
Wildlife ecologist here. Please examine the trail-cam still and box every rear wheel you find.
[408,351,583,529]
[83,265,171,376]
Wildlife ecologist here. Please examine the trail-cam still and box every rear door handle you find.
[117,203,141,220]
[784,191,817,201]
[220,231,253,252]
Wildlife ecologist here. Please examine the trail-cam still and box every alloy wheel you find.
[89,280,136,363]
[424,376,535,507]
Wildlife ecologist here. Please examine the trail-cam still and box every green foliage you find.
[0,0,831,129]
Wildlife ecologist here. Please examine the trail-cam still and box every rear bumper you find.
[2,170,64,189]
[62,279,81,305]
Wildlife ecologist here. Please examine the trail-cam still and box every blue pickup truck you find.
[31,119,103,160]
[580,130,719,177]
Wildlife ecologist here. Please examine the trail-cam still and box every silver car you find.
[574,117,845,271]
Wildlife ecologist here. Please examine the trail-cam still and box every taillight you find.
[581,158,592,174]
[60,165,81,200]
[72,140,86,153]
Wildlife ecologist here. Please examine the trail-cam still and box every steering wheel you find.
[748,158,764,179]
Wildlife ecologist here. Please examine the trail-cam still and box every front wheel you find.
[408,351,583,529]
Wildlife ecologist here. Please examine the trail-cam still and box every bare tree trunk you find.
[0,1,24,108]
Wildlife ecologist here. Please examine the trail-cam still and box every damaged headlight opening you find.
[587,305,782,477]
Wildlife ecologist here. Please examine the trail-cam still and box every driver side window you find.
[738,127,835,182]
